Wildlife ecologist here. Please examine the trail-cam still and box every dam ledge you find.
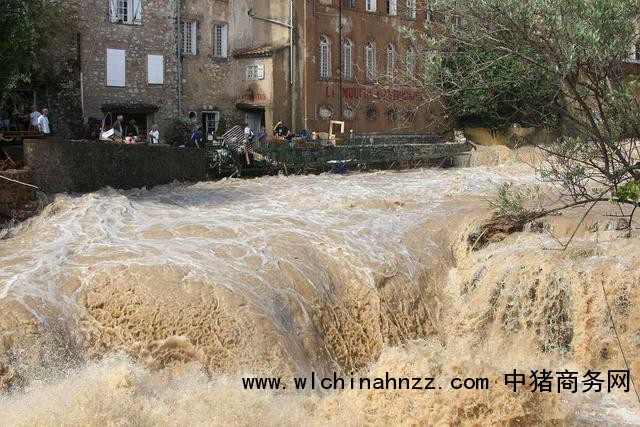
[17,136,473,194]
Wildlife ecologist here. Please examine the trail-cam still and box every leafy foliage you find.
[490,183,538,222]
[442,46,559,128]
[420,0,640,231]
[613,180,640,204]
[0,0,74,105]
[164,117,197,146]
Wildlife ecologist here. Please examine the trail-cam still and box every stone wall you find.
[78,0,179,136]
[263,141,470,170]
[0,170,39,223]
[348,134,444,145]
[24,139,207,194]
[181,0,292,134]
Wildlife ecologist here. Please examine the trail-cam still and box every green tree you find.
[0,0,74,106]
[442,45,559,129]
[418,0,640,235]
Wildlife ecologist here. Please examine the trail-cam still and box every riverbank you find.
[0,169,41,229]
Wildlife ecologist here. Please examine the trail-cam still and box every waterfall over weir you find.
[0,147,638,425]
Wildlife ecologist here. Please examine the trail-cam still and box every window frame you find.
[109,0,142,25]
[406,47,415,80]
[386,43,396,79]
[319,35,331,79]
[203,111,221,137]
[213,23,228,58]
[366,0,377,13]
[406,0,416,19]
[365,42,376,81]
[342,39,354,80]
[246,64,265,81]
[387,0,397,15]
[181,20,197,55]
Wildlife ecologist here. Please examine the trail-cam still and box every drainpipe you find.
[338,1,343,121]
[80,72,85,120]
[303,0,308,130]
[177,0,183,115]
[78,31,85,122]
[290,0,295,129]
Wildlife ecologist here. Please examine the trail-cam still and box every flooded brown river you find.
[0,147,638,425]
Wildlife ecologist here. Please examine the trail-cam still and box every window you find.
[366,0,376,12]
[406,47,415,79]
[109,0,142,25]
[406,0,416,19]
[343,39,353,80]
[213,23,228,58]
[320,35,331,79]
[181,21,197,55]
[203,112,220,136]
[365,42,376,81]
[116,0,127,21]
[343,0,355,8]
[147,55,163,84]
[246,65,265,80]
[387,0,397,15]
[386,43,396,78]
[106,48,126,87]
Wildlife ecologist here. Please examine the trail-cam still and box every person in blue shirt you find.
[187,126,202,148]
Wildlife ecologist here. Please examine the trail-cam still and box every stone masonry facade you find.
[66,0,447,139]
[77,0,179,137]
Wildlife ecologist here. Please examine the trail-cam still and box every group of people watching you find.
[1,106,51,136]
[241,120,301,148]
[110,114,160,144]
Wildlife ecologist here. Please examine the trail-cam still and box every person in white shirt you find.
[243,122,255,145]
[29,106,41,131]
[37,108,50,136]
[148,123,160,144]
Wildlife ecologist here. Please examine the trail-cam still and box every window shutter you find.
[221,25,228,57]
[132,0,142,24]
[106,49,126,87]
[109,0,119,22]
[257,65,265,80]
[147,55,164,84]
[192,21,198,54]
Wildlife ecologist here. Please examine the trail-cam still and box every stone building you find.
[292,0,449,134]
[76,0,180,138]
[180,1,292,138]
[70,0,446,140]
[180,0,447,137]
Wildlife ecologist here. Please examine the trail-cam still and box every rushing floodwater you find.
[0,149,639,425]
